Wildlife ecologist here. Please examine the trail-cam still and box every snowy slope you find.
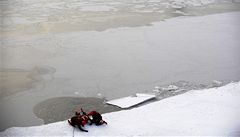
[1,82,240,136]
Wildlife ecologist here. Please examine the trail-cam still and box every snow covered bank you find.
[1,82,240,136]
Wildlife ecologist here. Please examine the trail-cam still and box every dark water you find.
[33,97,121,124]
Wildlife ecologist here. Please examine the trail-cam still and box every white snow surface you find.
[106,93,156,108]
[1,82,240,136]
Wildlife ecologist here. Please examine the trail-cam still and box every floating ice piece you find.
[74,92,79,95]
[212,80,223,86]
[161,85,179,91]
[173,89,186,93]
[153,86,161,93]
[170,0,186,9]
[173,10,190,16]
[106,93,156,108]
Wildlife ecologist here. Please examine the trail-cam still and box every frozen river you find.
[1,0,240,131]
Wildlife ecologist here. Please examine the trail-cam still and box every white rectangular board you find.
[106,93,156,108]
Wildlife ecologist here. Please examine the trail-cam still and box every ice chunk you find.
[106,93,156,108]
[212,80,223,87]
[161,85,179,91]
[153,86,161,93]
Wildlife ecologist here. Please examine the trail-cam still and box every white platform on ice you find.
[106,93,156,108]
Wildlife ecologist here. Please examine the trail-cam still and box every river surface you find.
[1,0,240,131]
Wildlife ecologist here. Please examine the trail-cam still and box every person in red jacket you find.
[68,113,88,132]
[68,108,91,132]
[88,111,107,125]
[81,108,107,126]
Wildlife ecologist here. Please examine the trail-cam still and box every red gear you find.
[88,111,97,116]
[80,115,88,125]
[81,120,87,126]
